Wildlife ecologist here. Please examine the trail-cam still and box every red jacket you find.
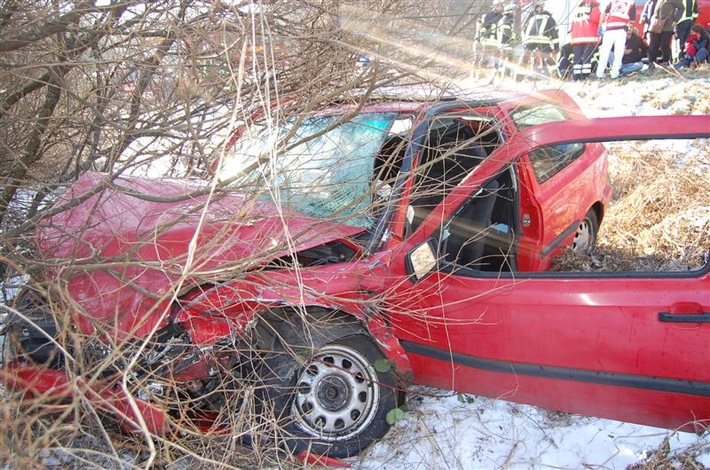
[570,1,602,45]
[685,32,700,56]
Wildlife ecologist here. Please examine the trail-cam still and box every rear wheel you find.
[257,318,399,459]
[571,209,599,255]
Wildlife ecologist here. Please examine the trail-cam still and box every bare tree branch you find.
[0,1,98,53]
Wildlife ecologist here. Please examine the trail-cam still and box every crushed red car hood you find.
[36,171,364,338]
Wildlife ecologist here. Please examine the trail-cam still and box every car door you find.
[387,115,710,431]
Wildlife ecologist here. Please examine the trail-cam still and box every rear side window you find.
[511,104,568,129]
[528,142,586,183]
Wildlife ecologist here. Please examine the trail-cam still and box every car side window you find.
[528,142,586,183]
[510,104,569,129]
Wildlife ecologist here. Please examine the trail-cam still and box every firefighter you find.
[519,1,560,76]
[675,0,699,57]
[497,4,518,67]
[478,1,506,67]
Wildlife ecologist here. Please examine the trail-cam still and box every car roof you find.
[313,84,575,116]
[363,83,531,103]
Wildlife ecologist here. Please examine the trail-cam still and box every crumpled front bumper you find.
[1,361,170,434]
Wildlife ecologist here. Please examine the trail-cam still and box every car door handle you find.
[658,312,710,323]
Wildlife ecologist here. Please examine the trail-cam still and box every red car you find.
[2,88,708,461]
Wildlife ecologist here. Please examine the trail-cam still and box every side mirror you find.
[405,238,439,282]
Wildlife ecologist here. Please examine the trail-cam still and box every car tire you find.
[572,209,599,255]
[257,324,399,459]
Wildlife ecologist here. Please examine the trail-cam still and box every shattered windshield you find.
[218,112,402,228]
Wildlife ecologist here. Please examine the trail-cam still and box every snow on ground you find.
[566,74,710,118]
[352,389,707,469]
[346,74,710,470]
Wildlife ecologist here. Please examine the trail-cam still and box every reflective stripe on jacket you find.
[498,16,516,47]
[480,11,504,46]
[677,0,699,22]
[523,11,560,46]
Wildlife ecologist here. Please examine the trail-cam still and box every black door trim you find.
[540,220,579,260]
[401,340,710,397]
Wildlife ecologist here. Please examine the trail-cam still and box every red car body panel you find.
[699,0,710,29]
[521,141,608,269]
[390,271,710,429]
[38,171,364,338]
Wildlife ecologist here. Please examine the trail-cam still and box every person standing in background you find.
[496,4,518,73]
[640,0,658,39]
[644,0,683,69]
[498,4,517,49]
[478,1,505,67]
[675,0,699,57]
[520,1,560,76]
[596,0,636,79]
[570,1,602,80]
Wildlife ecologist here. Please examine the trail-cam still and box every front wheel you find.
[259,333,399,459]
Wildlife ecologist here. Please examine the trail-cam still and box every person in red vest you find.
[570,1,602,79]
[596,0,636,79]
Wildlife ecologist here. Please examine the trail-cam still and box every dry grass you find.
[627,437,709,470]
[554,137,710,272]
[0,362,291,469]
